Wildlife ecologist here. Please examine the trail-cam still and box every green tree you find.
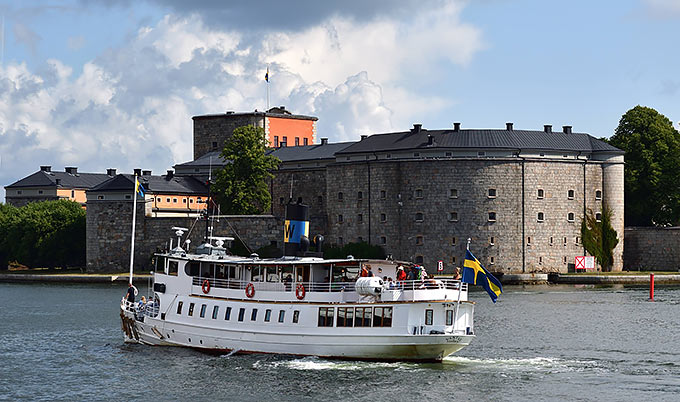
[608,106,680,226]
[581,205,619,272]
[213,125,280,214]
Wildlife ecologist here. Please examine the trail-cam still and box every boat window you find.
[176,301,183,315]
[168,260,178,276]
[336,307,354,327]
[292,310,300,324]
[188,303,195,317]
[156,257,166,272]
[201,264,213,278]
[266,267,280,282]
[425,309,433,325]
[373,307,393,327]
[354,307,372,327]
[227,265,239,280]
[212,306,219,320]
[251,309,258,321]
[252,266,264,282]
[295,265,310,283]
[279,266,293,285]
[278,310,285,323]
[185,262,200,276]
[264,309,272,322]
[446,310,454,326]
[214,264,228,279]
[200,304,207,318]
[224,307,232,320]
[317,307,334,327]
[238,308,245,322]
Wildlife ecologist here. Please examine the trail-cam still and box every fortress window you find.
[278,310,285,323]
[200,304,207,318]
[318,307,334,327]
[537,189,544,199]
[71,190,75,198]
[238,308,245,322]
[182,198,186,203]
[274,136,279,147]
[415,212,424,222]
[595,213,602,222]
[449,189,458,198]
[338,192,343,201]
[38,190,43,194]
[450,256,457,264]
[173,198,178,203]
[537,212,545,222]
[415,255,424,264]
[373,307,392,327]
[550,237,554,245]
[380,236,387,245]
[490,256,495,265]
[166,198,171,203]
[176,301,183,315]
[563,256,568,264]
[337,307,354,327]
[415,189,423,198]
[317,195,323,204]
[568,212,575,222]
[478,151,486,157]
[563,237,568,245]
[448,212,459,222]
[358,237,363,243]
[380,213,387,222]
[595,190,602,200]
[251,309,258,321]
[576,236,581,244]
[358,214,363,223]
[446,152,452,157]
[212,141,218,149]
[282,136,288,146]
[338,237,343,246]
[488,212,497,222]
[386,154,391,159]
[488,188,497,198]
[451,237,457,246]
[527,236,532,245]
[357,191,363,200]
[212,306,219,320]
[414,152,420,157]
[425,309,433,325]
[416,236,423,245]
[279,197,284,205]
[539,257,543,265]
[380,190,386,199]
[97,195,104,200]
[293,310,300,324]
[490,237,495,245]
[338,214,344,223]
[568,189,575,199]
[563,154,568,158]
[189,199,193,204]
[224,307,232,320]
[17,190,22,195]
[295,137,300,146]
[265,309,271,322]
[188,303,195,316]
[539,152,545,157]
[304,138,308,146]
[125,195,131,200]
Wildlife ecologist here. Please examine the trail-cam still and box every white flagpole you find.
[452,237,471,334]
[128,174,139,285]
[266,64,270,111]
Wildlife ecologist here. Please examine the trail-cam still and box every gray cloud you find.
[12,22,41,55]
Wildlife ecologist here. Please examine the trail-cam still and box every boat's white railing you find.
[191,277,465,293]
[120,299,159,318]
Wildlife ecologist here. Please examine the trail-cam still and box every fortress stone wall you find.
[624,227,680,271]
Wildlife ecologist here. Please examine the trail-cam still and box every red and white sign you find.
[437,260,444,271]
[575,256,595,271]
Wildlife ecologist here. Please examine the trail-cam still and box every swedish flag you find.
[135,177,146,198]
[265,66,269,82]
[462,249,503,303]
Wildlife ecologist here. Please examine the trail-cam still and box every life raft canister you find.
[202,279,211,294]
[295,283,306,300]
[245,282,255,298]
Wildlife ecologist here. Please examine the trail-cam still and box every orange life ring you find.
[295,283,306,300]
[245,282,255,298]
[202,279,210,294]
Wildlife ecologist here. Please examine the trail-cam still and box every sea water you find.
[0,282,678,401]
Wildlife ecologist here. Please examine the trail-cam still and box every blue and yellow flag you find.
[265,66,269,82]
[462,249,503,303]
[135,177,145,198]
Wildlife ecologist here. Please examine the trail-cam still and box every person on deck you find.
[126,283,135,303]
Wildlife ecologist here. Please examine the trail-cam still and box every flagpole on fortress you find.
[129,174,139,285]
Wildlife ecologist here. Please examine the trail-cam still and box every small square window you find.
[224,307,232,320]
[295,137,300,146]
[357,191,363,200]
[563,237,568,245]
[488,212,497,222]
[38,190,43,194]
[415,212,424,222]
[338,214,344,223]
[527,236,532,245]
[539,256,543,264]
[380,190,386,199]
[568,189,575,199]
[550,236,554,245]
[415,255,424,264]
[537,189,544,199]
[238,308,245,322]
[595,190,602,200]
[358,236,363,243]
[338,237,343,246]
[451,237,457,246]
[293,310,300,323]
[449,189,458,198]
[488,188,497,198]
[450,256,457,264]
[478,151,486,157]
[338,192,343,201]
[125,195,131,200]
[200,304,207,318]
[595,213,602,222]
[303,138,308,146]
[445,152,452,157]
[537,212,545,222]
[317,195,323,204]
[17,190,22,195]
[358,214,363,223]
[416,236,423,245]
[446,310,454,325]
[97,195,104,200]
[212,306,219,320]
[173,198,178,203]
[380,213,387,222]
[188,303,195,316]
[274,136,279,147]
[278,310,285,323]
[386,154,391,159]
[166,198,171,203]
[251,309,258,321]
[414,152,420,157]
[563,256,568,264]
[380,236,386,245]
[425,309,433,325]
[490,256,495,265]
[415,189,423,198]
[568,212,575,222]
[279,197,284,205]
[576,236,581,244]
[489,236,495,246]
[189,199,193,204]
[448,212,458,222]
[212,141,218,149]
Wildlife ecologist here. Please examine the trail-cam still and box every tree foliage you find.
[0,200,86,269]
[607,106,680,226]
[213,125,280,214]
[581,205,619,272]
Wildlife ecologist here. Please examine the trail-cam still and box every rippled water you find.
[1,283,678,401]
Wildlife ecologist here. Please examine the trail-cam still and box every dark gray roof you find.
[174,151,227,168]
[5,170,114,189]
[89,174,208,195]
[267,142,356,162]
[337,129,623,155]
[192,110,318,121]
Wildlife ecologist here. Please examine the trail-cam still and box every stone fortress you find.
[6,107,627,273]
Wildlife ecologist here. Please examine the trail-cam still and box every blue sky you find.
[1,0,679,201]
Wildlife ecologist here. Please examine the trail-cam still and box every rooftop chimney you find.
[225,111,234,114]
[506,122,514,131]
[563,125,572,134]
[65,167,78,175]
[427,134,434,146]
[142,170,152,176]
[361,135,368,141]
[453,122,461,132]
[133,168,142,176]
[55,178,61,186]
[320,138,328,145]
[544,125,552,133]
[40,165,51,172]
[411,123,422,133]
[279,105,286,111]
[107,168,117,176]
[166,170,174,180]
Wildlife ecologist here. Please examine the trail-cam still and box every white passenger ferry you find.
[120,238,475,361]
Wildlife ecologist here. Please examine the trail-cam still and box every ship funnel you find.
[284,201,310,256]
